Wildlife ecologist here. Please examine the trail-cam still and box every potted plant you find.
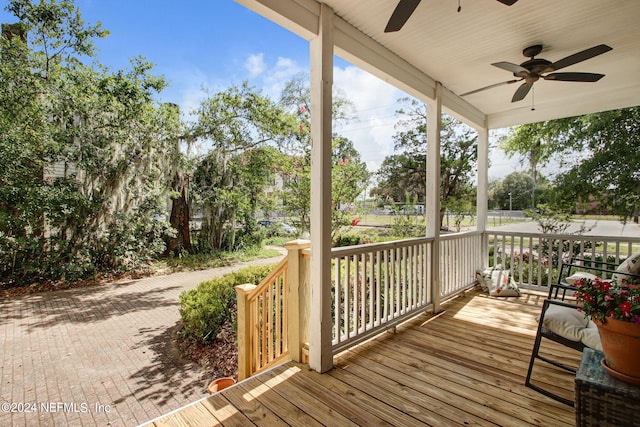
[573,276,640,384]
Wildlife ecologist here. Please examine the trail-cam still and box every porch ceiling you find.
[235,0,640,129]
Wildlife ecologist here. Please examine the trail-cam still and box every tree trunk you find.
[166,172,191,256]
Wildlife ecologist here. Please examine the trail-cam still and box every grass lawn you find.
[152,245,283,273]
[356,213,528,230]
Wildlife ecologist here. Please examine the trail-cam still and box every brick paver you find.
[0,253,284,427]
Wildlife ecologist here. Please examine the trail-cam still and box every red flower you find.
[351,218,361,226]
[620,301,632,316]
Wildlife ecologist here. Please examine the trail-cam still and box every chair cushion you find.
[542,304,588,342]
[581,319,603,351]
[476,267,521,297]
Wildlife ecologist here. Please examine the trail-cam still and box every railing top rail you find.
[330,236,434,258]
[485,230,640,244]
[247,257,288,301]
[439,230,483,241]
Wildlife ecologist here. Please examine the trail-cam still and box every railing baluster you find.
[369,251,375,329]
[373,251,379,327]
[334,257,341,344]
[282,270,288,355]
[275,277,281,358]
[359,253,364,333]
[261,290,267,368]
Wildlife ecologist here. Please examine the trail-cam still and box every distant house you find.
[575,194,607,215]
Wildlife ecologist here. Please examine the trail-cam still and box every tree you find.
[329,137,370,237]
[500,122,557,205]
[371,152,426,203]
[501,107,640,219]
[373,98,478,226]
[489,172,549,210]
[0,0,179,285]
[278,75,369,237]
[190,83,291,252]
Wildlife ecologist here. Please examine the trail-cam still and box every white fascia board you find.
[333,17,435,101]
[441,86,486,130]
[234,0,320,40]
[487,84,640,129]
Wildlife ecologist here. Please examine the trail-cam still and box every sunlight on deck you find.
[146,289,578,426]
[241,365,302,402]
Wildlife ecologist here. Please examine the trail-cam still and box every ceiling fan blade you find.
[544,72,605,82]
[385,0,421,33]
[496,0,518,5]
[492,61,529,77]
[547,44,613,71]
[511,82,533,102]
[460,79,521,97]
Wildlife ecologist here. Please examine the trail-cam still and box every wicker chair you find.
[525,257,640,406]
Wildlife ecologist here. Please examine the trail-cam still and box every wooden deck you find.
[146,289,580,426]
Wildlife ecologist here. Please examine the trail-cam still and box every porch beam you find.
[426,82,442,313]
[308,2,334,373]
[476,126,489,267]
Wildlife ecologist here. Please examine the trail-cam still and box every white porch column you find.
[476,125,489,266]
[426,82,442,313]
[308,3,334,373]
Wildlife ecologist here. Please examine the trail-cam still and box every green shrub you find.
[333,233,366,247]
[178,263,276,344]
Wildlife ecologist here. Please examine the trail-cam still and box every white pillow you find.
[565,271,597,285]
[542,304,588,342]
[476,267,520,297]
[613,252,640,283]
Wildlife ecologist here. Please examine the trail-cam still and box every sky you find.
[0,0,521,179]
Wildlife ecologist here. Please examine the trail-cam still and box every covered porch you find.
[229,0,640,376]
[148,0,639,424]
[146,287,577,426]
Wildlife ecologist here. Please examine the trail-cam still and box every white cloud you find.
[333,65,519,179]
[245,53,265,77]
[334,65,404,172]
[259,56,305,99]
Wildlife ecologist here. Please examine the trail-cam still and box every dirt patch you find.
[0,270,149,299]
[177,323,238,382]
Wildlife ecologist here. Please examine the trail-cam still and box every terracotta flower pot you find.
[207,377,236,394]
[593,317,640,384]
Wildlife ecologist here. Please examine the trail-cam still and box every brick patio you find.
[0,254,284,427]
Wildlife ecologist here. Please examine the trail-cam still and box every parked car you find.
[258,219,295,235]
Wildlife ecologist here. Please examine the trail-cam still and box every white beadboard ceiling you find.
[236,0,640,129]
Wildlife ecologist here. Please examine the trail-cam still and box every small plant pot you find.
[207,377,236,394]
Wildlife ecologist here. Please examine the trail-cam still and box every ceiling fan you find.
[385,0,518,33]
[461,44,613,102]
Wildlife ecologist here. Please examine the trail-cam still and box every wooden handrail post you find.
[235,283,256,380]
[284,239,311,363]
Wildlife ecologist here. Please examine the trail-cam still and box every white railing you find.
[331,237,433,353]
[486,230,640,289]
[440,231,483,299]
[237,231,640,377]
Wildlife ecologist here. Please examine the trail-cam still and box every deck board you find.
[148,289,578,426]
